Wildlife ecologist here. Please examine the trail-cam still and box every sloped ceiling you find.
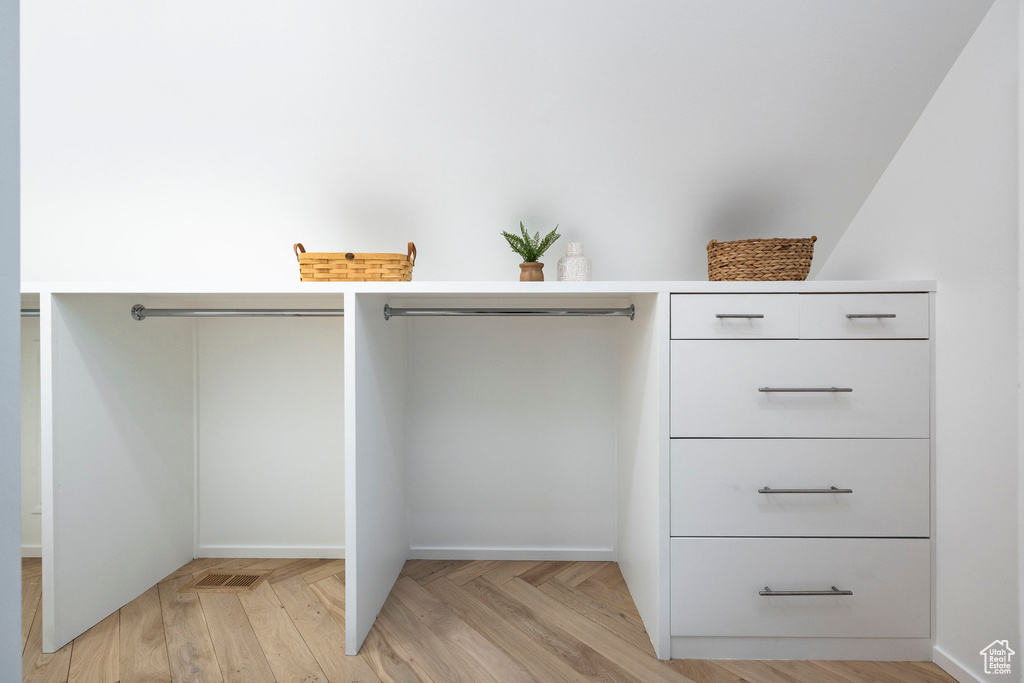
[20,0,995,280]
[634,0,996,277]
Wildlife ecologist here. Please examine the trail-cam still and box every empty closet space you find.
[401,295,627,558]
[38,290,346,652]
[195,305,344,559]
[347,290,665,654]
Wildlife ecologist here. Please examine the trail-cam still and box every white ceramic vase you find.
[557,242,592,281]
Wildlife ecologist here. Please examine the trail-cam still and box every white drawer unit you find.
[798,293,930,339]
[669,292,930,340]
[670,294,799,339]
[667,289,933,660]
[670,538,931,638]
[670,439,930,537]
[670,339,930,438]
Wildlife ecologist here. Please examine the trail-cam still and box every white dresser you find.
[667,291,934,659]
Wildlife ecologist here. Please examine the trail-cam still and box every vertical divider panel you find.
[346,293,409,655]
[39,294,55,652]
[615,291,671,658]
[46,294,194,651]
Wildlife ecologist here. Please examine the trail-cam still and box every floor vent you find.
[179,571,270,593]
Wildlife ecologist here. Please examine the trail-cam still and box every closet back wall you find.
[406,315,617,559]
[21,318,41,556]
[197,317,345,558]
[19,1,990,283]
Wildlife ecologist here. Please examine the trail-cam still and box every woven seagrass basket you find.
[706,236,816,281]
[293,242,416,282]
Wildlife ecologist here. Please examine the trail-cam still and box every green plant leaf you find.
[502,222,561,262]
[501,231,530,259]
[535,225,560,258]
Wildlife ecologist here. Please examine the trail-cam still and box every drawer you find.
[799,293,929,339]
[671,294,798,339]
[670,538,930,637]
[670,439,930,537]
[670,340,930,437]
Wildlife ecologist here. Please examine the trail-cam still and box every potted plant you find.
[501,222,561,281]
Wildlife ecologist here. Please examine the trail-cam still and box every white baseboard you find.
[196,545,609,561]
[933,646,985,683]
[197,545,344,559]
[671,636,933,661]
[409,546,616,561]
[21,545,42,558]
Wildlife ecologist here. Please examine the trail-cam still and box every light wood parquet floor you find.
[21,557,958,683]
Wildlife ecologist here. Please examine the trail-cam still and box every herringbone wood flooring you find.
[20,557,957,682]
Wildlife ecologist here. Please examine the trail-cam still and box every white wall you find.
[197,317,345,557]
[19,1,991,284]
[21,319,41,555]
[0,0,20,676]
[405,308,618,558]
[817,1,1019,679]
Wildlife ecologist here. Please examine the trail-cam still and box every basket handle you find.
[407,242,416,266]
[293,243,306,261]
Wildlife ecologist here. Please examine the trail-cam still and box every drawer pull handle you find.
[760,586,853,597]
[846,313,897,319]
[758,387,853,393]
[715,313,765,319]
[758,486,853,494]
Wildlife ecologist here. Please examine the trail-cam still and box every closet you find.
[25,288,345,651]
[23,280,933,662]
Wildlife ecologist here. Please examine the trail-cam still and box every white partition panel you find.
[616,293,670,658]
[346,293,409,654]
[46,294,194,651]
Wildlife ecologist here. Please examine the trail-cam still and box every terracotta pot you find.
[519,262,544,282]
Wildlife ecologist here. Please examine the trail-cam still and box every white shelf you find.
[21,280,937,295]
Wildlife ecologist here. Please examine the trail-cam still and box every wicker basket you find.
[706,236,816,281]
[294,242,416,282]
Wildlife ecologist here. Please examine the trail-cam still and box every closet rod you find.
[21,309,40,317]
[131,305,344,321]
[383,303,635,321]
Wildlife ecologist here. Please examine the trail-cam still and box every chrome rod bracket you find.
[760,586,853,597]
[131,304,147,321]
